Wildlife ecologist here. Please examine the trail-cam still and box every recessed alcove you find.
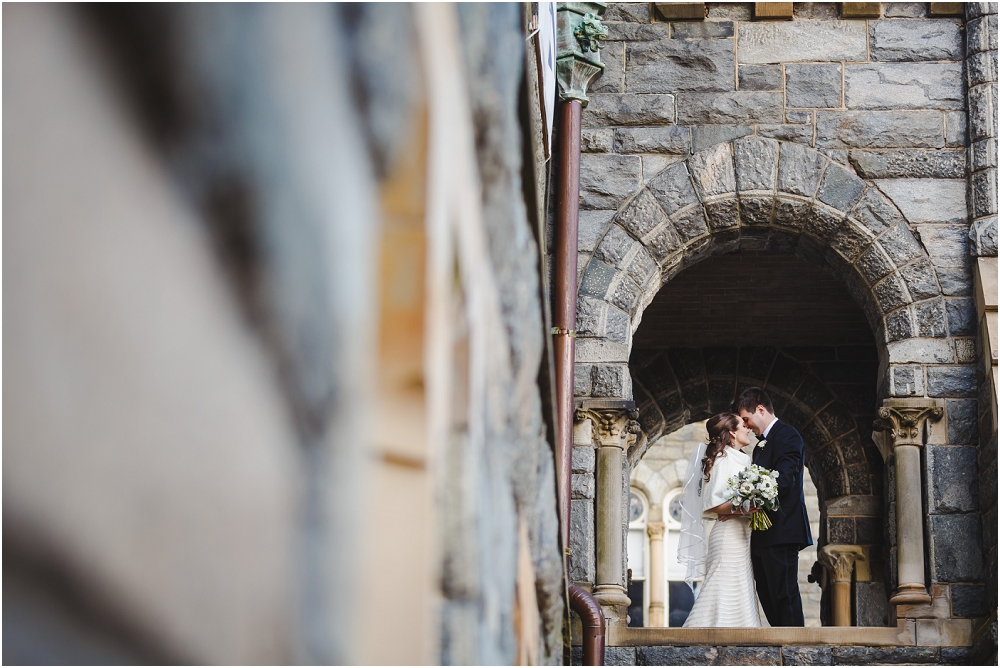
[628,249,887,629]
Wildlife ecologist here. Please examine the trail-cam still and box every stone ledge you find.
[605,621,936,647]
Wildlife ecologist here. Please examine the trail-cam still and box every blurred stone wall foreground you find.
[3,3,563,664]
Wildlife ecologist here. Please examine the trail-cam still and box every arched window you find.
[663,487,698,627]
[626,488,648,627]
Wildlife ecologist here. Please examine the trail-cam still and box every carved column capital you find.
[646,521,665,540]
[575,401,640,448]
[556,3,607,104]
[819,544,868,583]
[872,398,945,450]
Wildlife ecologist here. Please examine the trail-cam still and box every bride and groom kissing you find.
[678,387,813,628]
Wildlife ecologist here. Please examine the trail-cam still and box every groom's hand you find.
[717,507,759,522]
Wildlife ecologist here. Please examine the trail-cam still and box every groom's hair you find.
[735,387,774,415]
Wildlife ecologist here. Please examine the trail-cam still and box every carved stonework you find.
[574,12,608,52]
[576,405,640,448]
[873,399,945,448]
[819,544,867,583]
[871,398,940,608]
[556,2,607,104]
[646,521,665,541]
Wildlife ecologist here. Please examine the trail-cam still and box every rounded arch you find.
[574,138,944,403]
[628,346,879,505]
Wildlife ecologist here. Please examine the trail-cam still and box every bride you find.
[678,412,763,628]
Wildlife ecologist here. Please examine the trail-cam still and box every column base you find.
[593,584,631,607]
[891,583,932,605]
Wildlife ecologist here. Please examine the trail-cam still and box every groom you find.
[736,387,813,627]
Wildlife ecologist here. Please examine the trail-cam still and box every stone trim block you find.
[845,63,964,111]
[739,64,782,91]
[966,14,999,55]
[849,150,966,179]
[580,154,643,210]
[675,92,784,125]
[625,39,735,94]
[816,111,946,149]
[786,63,843,109]
[613,127,690,154]
[737,20,867,64]
[582,94,676,127]
[876,179,968,224]
[869,19,964,62]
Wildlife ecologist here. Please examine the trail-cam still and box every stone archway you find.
[571,138,944,627]
[573,138,944,407]
[629,347,878,504]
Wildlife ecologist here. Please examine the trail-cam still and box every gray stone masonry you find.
[869,19,963,61]
[578,644,971,665]
[570,644,975,665]
[569,498,595,582]
[575,3,988,636]
[786,64,842,109]
[966,3,998,257]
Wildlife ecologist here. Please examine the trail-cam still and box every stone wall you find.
[572,643,970,666]
[4,4,564,665]
[572,0,987,636]
[966,3,998,257]
[965,4,1000,664]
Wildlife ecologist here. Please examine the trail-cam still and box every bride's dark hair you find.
[702,413,741,481]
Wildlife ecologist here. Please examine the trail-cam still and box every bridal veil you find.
[676,442,708,591]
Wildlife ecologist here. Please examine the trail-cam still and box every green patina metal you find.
[574,12,608,53]
[556,2,607,105]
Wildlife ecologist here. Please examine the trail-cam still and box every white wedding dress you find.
[681,446,762,628]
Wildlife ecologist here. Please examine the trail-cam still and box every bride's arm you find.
[710,501,760,522]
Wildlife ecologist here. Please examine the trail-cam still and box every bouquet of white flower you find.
[725,464,780,531]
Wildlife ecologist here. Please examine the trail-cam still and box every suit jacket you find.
[750,420,813,551]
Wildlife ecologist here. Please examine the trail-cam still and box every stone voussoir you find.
[687,142,736,199]
[733,136,780,192]
[778,141,830,198]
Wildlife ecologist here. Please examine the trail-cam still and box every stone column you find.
[646,507,666,627]
[872,398,945,606]
[818,545,868,626]
[577,401,639,610]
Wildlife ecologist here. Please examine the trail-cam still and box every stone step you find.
[572,644,970,666]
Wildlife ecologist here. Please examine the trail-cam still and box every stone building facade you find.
[568,1,997,664]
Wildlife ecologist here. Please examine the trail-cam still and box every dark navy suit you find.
[750,419,813,626]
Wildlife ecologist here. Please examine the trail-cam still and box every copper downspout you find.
[554,99,605,666]
[569,585,606,666]
[553,99,582,559]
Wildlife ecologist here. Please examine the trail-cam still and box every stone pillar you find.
[646,508,665,627]
[872,398,945,606]
[818,545,868,627]
[577,401,639,610]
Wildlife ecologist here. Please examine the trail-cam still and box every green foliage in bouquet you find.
[725,464,781,531]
